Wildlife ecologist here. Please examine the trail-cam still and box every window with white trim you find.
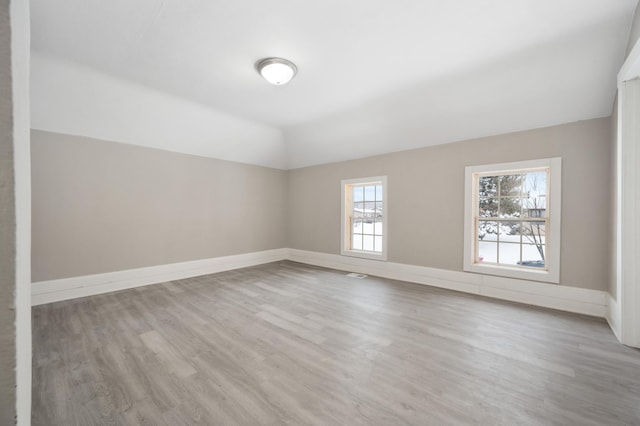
[464,158,561,283]
[341,177,387,261]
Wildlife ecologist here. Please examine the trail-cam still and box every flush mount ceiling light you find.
[256,57,297,85]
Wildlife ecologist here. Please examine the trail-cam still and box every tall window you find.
[464,158,561,283]
[341,176,387,260]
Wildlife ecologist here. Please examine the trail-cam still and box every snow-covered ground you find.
[478,235,545,267]
[352,221,383,252]
[478,223,546,266]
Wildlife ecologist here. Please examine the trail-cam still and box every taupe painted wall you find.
[287,118,612,291]
[31,130,288,281]
[33,118,613,291]
[0,0,17,423]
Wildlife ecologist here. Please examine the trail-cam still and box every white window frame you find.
[463,158,561,283]
[341,176,388,261]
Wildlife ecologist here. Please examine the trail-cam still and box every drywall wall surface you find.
[0,0,17,423]
[287,117,612,291]
[32,130,287,281]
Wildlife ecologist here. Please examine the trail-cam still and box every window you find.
[464,158,561,283]
[341,176,387,260]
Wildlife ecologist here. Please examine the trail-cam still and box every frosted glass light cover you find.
[257,58,297,85]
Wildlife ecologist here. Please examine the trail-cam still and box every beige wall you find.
[31,130,288,281]
[288,117,612,291]
[33,119,613,291]
[0,0,17,422]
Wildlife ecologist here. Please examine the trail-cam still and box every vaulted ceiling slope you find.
[31,0,639,169]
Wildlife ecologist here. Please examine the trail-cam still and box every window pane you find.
[479,197,498,218]
[353,202,364,219]
[499,174,524,196]
[522,205,546,218]
[523,171,546,195]
[497,221,515,240]
[352,234,363,251]
[522,222,546,245]
[522,197,546,218]
[498,242,520,266]
[376,185,383,201]
[360,202,373,230]
[363,235,374,251]
[374,236,383,252]
[479,176,498,197]
[353,186,363,202]
[521,244,545,268]
[522,171,547,217]
[478,220,498,242]
[499,197,521,218]
[364,185,376,202]
[498,221,520,243]
[478,241,497,263]
[362,220,374,235]
[352,217,362,235]
[374,218,383,235]
[375,201,383,219]
[506,222,522,239]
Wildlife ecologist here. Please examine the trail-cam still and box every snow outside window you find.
[341,176,387,261]
[464,158,561,283]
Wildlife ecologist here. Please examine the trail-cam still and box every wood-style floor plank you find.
[32,261,640,425]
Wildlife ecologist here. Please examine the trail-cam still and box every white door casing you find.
[616,37,640,348]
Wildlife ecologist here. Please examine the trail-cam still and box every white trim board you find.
[617,77,640,347]
[614,32,640,347]
[288,249,607,318]
[618,36,640,85]
[32,248,288,305]
[606,294,622,341]
[11,0,32,422]
[33,248,607,319]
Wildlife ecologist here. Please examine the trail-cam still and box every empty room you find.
[3,0,640,424]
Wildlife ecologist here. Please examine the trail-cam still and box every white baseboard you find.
[287,249,608,318]
[32,248,608,319]
[31,248,288,305]
[606,294,622,341]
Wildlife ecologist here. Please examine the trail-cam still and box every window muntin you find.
[464,158,561,283]
[341,177,387,260]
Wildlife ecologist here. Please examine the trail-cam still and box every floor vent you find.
[346,273,368,279]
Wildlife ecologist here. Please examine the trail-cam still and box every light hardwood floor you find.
[32,261,640,425]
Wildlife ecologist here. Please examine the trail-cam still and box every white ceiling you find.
[31,0,638,169]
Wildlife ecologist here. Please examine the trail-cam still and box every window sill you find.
[465,262,559,284]
[341,250,387,262]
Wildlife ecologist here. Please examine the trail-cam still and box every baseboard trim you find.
[606,294,622,341]
[32,248,608,318]
[287,249,608,318]
[31,248,288,305]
